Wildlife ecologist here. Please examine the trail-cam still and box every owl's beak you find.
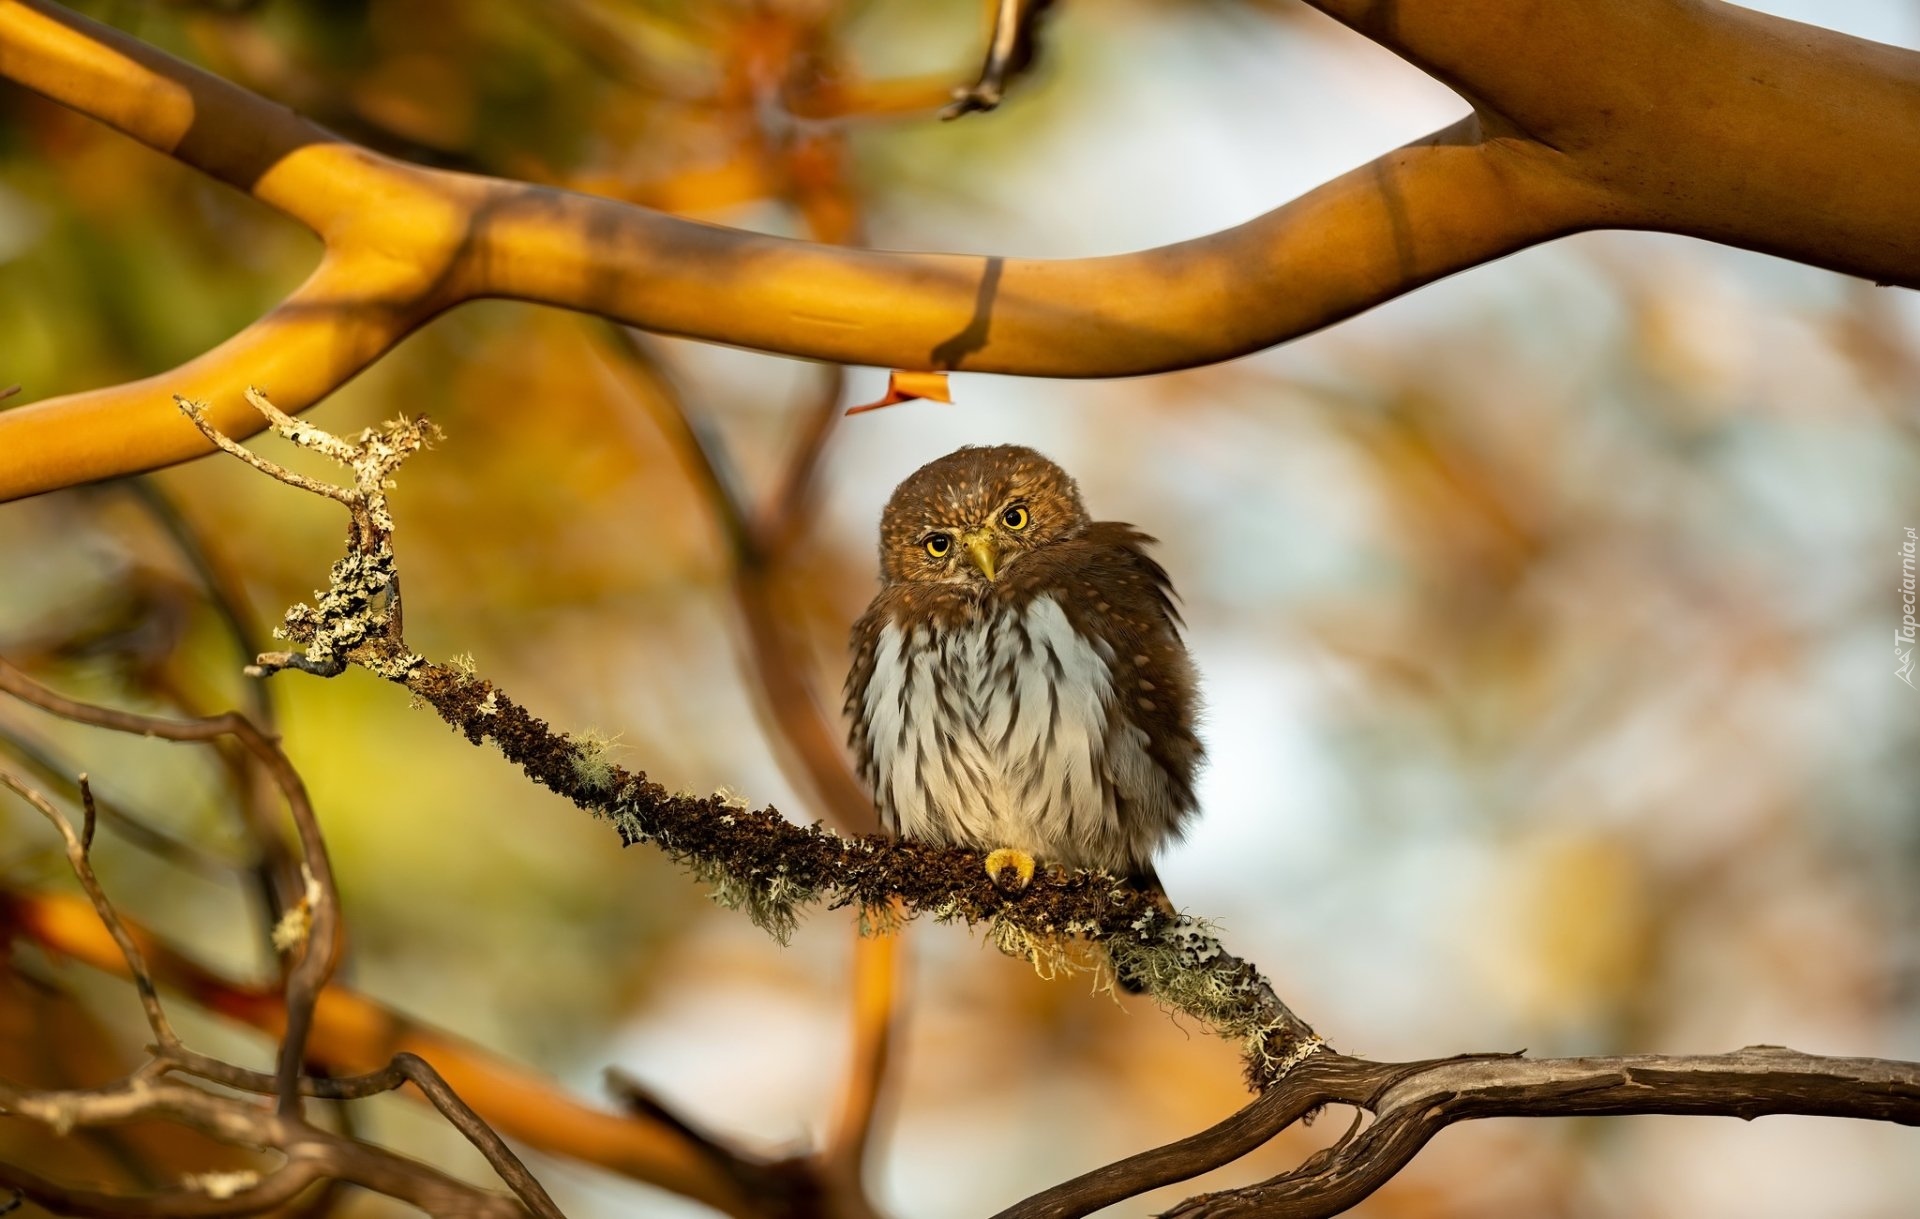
[962,530,999,581]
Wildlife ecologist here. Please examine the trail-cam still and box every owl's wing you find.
[843,597,894,832]
[1032,521,1205,825]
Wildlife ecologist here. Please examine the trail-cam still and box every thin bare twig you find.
[0,653,339,1119]
[0,768,181,1051]
[7,885,793,1218]
[164,1049,564,1219]
[0,718,237,879]
[944,0,1056,118]
[0,750,551,1217]
[0,1074,525,1219]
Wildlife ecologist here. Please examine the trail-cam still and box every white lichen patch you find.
[175,391,438,681]
[567,729,623,793]
[271,863,323,953]
[183,1171,260,1199]
[989,916,1094,982]
[691,859,816,945]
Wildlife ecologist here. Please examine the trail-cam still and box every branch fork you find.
[175,389,438,681]
[0,761,561,1219]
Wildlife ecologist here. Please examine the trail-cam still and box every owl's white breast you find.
[859,593,1154,872]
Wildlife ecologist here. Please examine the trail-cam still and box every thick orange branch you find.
[0,252,451,505]
[1304,0,1920,282]
[3,0,1919,502]
[0,0,1580,499]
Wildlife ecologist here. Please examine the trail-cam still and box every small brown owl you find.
[844,445,1203,898]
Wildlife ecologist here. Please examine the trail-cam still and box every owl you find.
[844,445,1203,899]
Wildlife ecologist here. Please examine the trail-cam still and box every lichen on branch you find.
[178,391,1326,1087]
[176,389,438,681]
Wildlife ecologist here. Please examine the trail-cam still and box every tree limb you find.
[20,1,1920,496]
[998,1048,1920,1219]
[1159,1048,1920,1219]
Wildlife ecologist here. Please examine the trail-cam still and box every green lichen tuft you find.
[989,914,1101,982]
[856,901,903,938]
[691,858,817,945]
[566,729,622,793]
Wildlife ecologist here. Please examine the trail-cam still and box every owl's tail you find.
[1111,866,1178,995]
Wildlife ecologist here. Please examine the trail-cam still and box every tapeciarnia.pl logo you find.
[1900,527,1917,689]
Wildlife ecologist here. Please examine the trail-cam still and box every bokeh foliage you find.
[3,2,1918,1217]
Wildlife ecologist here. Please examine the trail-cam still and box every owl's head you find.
[877,445,1089,585]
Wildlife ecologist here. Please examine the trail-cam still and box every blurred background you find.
[3,1,1919,1216]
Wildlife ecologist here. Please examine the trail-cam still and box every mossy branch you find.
[176,392,1326,1088]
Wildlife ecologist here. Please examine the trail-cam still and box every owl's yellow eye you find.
[924,533,952,558]
[1001,505,1030,531]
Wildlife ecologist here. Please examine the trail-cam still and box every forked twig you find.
[0,769,549,1219]
[174,389,439,683]
[0,652,337,1117]
[0,770,180,1050]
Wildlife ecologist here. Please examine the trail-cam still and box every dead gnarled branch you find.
[0,767,544,1219]
[996,1048,1920,1219]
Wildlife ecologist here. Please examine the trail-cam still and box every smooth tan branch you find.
[5,1,1920,498]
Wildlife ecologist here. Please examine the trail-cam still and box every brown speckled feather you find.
[844,446,1204,882]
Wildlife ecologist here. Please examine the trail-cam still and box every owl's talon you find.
[984,848,1037,890]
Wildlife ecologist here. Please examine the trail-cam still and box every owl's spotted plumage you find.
[844,445,1203,890]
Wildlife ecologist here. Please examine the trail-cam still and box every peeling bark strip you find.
[181,393,1325,1088]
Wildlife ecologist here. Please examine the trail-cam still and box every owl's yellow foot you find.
[984,847,1037,890]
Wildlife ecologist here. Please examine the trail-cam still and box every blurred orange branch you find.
[594,331,878,837]
[11,1,1920,497]
[822,908,906,1190]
